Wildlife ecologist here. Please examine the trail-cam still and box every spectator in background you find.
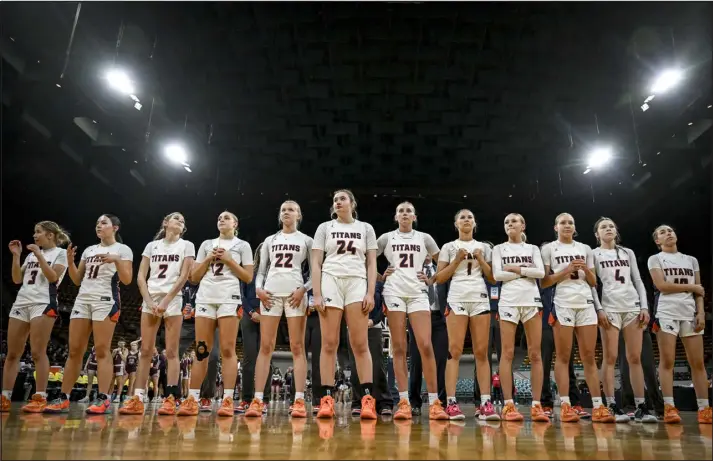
[492,372,502,405]
[158,349,168,399]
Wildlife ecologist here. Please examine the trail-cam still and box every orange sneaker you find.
[592,405,615,423]
[394,399,412,420]
[1,395,10,413]
[291,398,307,418]
[502,402,524,422]
[119,395,145,415]
[316,395,335,419]
[217,397,234,417]
[429,400,449,420]
[43,396,70,414]
[531,404,550,423]
[245,399,264,418]
[177,395,199,416]
[560,403,580,423]
[360,395,377,420]
[22,394,47,413]
[697,406,712,425]
[663,404,681,424]
[157,395,177,416]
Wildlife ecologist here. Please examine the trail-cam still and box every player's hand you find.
[251,312,261,323]
[503,265,522,274]
[66,244,77,263]
[597,311,611,329]
[362,293,375,313]
[289,286,306,308]
[455,248,469,262]
[368,319,374,328]
[99,253,120,264]
[155,297,169,315]
[214,248,232,262]
[416,271,429,284]
[312,295,326,314]
[8,240,22,257]
[638,309,650,328]
[473,249,484,261]
[566,260,582,274]
[256,288,273,309]
[694,311,705,332]
[690,284,705,297]
[382,266,396,281]
[26,244,41,256]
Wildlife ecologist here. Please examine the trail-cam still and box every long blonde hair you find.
[153,212,187,240]
[36,221,71,247]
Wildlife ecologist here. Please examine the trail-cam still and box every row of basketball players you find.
[2,188,710,424]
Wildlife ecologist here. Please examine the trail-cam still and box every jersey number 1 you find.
[88,265,100,279]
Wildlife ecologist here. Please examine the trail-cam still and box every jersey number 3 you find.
[336,240,357,255]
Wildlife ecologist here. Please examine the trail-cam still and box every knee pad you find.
[195,341,210,361]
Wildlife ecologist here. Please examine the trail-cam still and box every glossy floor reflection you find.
[1,402,711,460]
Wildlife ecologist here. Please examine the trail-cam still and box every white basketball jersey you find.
[195,237,253,304]
[492,242,544,308]
[647,252,699,320]
[13,247,68,307]
[256,231,313,296]
[593,247,642,313]
[142,238,196,295]
[541,241,594,310]
[313,219,377,279]
[377,230,439,298]
[76,243,134,303]
[438,239,492,303]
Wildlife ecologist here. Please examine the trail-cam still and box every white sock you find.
[189,389,200,401]
[560,396,571,406]
[447,396,456,404]
[223,389,232,401]
[592,397,603,407]
[399,391,409,401]
[481,394,491,406]
[428,393,438,405]
[255,392,264,402]
[532,400,541,408]
[2,390,11,399]
[504,399,514,406]
[134,389,145,401]
[36,391,47,398]
[634,397,645,407]
[606,396,615,407]
[697,399,709,411]
[663,396,675,406]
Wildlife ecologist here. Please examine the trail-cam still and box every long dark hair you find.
[330,189,358,220]
[102,214,123,243]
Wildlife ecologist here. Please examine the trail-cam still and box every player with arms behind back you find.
[647,224,711,424]
[311,189,378,420]
[44,214,133,415]
[178,211,253,417]
[492,213,549,423]
[120,212,195,416]
[541,212,614,424]
[246,200,313,418]
[592,217,656,423]
[2,221,69,413]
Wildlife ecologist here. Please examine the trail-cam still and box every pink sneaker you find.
[446,402,465,421]
[478,400,501,421]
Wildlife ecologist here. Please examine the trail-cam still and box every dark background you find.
[2,2,711,293]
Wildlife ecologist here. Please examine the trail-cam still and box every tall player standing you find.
[311,190,378,420]
[540,212,614,423]
[591,217,656,423]
[44,214,134,415]
[120,212,195,416]
[377,202,448,420]
[178,211,253,417]
[491,213,549,422]
[246,201,313,418]
[435,209,497,421]
[2,222,69,413]
[647,224,711,424]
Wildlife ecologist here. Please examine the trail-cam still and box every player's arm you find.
[310,223,327,300]
[476,245,495,284]
[647,255,703,295]
[33,250,63,284]
[435,244,461,284]
[137,256,154,306]
[366,249,377,298]
[581,246,597,287]
[11,251,24,284]
[627,249,649,311]
[492,246,519,282]
[67,247,85,286]
[303,237,314,292]
[190,241,213,284]
[166,254,195,302]
[223,243,253,283]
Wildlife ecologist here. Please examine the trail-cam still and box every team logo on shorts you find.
[564,317,573,323]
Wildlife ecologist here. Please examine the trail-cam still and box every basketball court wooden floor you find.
[1,402,711,459]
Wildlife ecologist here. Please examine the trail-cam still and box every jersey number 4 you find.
[673,277,689,284]
[274,253,294,268]
[614,269,626,284]
[336,240,357,255]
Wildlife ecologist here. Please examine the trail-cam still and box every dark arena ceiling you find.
[1,2,711,262]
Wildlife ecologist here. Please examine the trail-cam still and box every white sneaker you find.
[78,396,90,403]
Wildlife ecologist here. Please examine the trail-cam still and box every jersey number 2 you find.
[274,253,294,268]
[212,263,225,276]
[336,240,357,255]
[157,264,169,279]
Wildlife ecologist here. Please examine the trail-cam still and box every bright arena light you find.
[587,147,612,169]
[105,69,135,95]
[650,69,683,95]
[164,143,189,165]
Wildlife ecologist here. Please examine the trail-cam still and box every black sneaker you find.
[411,406,422,416]
[610,403,630,423]
[634,404,658,424]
